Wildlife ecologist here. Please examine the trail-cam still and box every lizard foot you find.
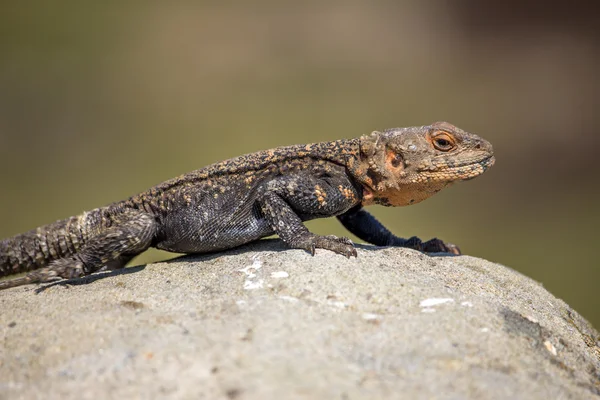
[401,236,461,255]
[422,238,460,255]
[0,257,87,290]
[293,234,358,258]
[46,257,87,279]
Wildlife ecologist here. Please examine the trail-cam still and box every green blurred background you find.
[1,1,598,327]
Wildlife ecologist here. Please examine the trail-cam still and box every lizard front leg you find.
[337,205,460,255]
[258,174,360,257]
[0,210,157,289]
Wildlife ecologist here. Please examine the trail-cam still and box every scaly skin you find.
[0,122,494,289]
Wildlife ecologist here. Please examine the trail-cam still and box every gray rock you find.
[1,239,599,400]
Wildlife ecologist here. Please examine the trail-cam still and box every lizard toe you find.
[403,236,423,251]
[443,242,461,255]
[47,257,87,279]
[309,242,316,256]
[313,235,356,258]
[422,238,461,255]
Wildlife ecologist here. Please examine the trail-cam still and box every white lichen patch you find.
[544,340,557,356]
[328,300,347,309]
[524,315,539,324]
[243,279,264,290]
[362,313,383,321]
[278,295,299,303]
[270,271,289,278]
[238,257,262,279]
[419,298,455,308]
[239,257,264,290]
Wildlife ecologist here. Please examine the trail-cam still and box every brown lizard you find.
[0,122,494,289]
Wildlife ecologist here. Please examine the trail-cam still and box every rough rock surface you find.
[1,240,599,400]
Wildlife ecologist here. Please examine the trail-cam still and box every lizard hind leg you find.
[0,210,157,289]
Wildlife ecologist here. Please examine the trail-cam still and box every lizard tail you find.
[0,214,89,278]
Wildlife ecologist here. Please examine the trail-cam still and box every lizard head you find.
[354,122,495,207]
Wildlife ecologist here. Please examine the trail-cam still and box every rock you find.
[1,239,599,399]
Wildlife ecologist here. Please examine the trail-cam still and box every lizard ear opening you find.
[384,149,405,187]
[387,150,403,169]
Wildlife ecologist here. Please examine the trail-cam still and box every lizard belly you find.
[154,207,273,253]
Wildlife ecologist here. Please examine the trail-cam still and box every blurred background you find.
[1,1,598,327]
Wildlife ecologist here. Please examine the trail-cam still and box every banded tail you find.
[0,213,92,279]
[0,206,156,290]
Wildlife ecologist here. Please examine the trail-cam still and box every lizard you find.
[0,122,494,290]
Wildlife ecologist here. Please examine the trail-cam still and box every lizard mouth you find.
[419,155,495,182]
[459,155,495,181]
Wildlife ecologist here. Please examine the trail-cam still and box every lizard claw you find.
[314,235,357,258]
[422,238,461,255]
[396,236,461,255]
[293,234,357,258]
[443,242,461,255]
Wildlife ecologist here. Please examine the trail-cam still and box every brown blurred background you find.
[1,1,598,327]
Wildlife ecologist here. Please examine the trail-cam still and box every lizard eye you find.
[391,153,402,168]
[432,132,456,152]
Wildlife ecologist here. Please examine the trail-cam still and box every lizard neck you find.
[361,181,455,207]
